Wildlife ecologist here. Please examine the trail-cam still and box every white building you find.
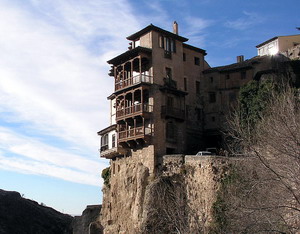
[256,34,300,57]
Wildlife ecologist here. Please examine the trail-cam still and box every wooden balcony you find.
[161,106,185,121]
[115,74,153,91]
[116,104,153,120]
[118,126,152,143]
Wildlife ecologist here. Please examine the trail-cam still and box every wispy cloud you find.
[0,0,142,186]
[183,16,214,47]
[224,11,264,30]
[0,127,103,186]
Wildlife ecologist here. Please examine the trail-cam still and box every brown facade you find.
[98,23,208,169]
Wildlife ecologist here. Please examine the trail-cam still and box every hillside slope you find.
[0,189,73,234]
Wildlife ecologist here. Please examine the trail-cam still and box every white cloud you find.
[224,11,264,30]
[183,16,213,47]
[0,127,104,186]
[0,0,142,185]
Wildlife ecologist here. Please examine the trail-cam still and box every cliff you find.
[99,155,235,233]
[72,205,103,234]
[0,189,73,234]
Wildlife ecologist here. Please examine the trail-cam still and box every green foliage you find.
[210,166,238,233]
[239,79,274,129]
[101,167,111,187]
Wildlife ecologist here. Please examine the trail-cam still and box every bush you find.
[101,167,111,187]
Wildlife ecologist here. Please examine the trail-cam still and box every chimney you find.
[173,21,178,35]
[237,55,244,63]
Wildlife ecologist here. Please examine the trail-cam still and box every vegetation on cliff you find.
[223,79,300,233]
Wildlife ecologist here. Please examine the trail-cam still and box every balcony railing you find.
[161,106,185,120]
[116,104,153,119]
[115,74,153,91]
[100,145,108,152]
[118,126,152,142]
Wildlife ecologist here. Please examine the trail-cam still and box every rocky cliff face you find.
[72,205,103,234]
[99,155,233,233]
[0,189,73,234]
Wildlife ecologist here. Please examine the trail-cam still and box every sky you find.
[0,0,299,215]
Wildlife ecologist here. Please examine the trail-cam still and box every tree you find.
[225,82,300,233]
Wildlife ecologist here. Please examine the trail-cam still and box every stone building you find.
[201,54,292,148]
[98,22,209,172]
[256,34,300,57]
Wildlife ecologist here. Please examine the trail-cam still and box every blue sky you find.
[0,0,299,215]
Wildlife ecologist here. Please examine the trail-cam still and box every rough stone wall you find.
[100,153,152,234]
[162,155,232,232]
[100,154,234,233]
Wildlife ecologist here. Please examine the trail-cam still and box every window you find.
[166,67,172,79]
[186,105,189,119]
[212,116,215,122]
[159,35,176,53]
[183,53,186,61]
[112,134,116,148]
[196,81,200,94]
[210,77,214,83]
[195,108,202,121]
[209,92,216,103]
[167,96,174,107]
[229,92,236,102]
[226,74,230,80]
[166,121,176,140]
[194,57,200,65]
[241,71,246,79]
[101,134,108,146]
[184,77,187,91]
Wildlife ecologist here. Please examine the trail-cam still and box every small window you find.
[196,81,200,94]
[112,134,116,148]
[183,53,186,61]
[167,96,174,107]
[229,92,236,102]
[194,57,200,65]
[195,108,201,121]
[184,77,187,91]
[210,77,213,83]
[226,74,230,80]
[212,116,215,122]
[166,121,176,140]
[209,92,216,103]
[241,71,246,79]
[186,105,189,119]
[101,134,108,146]
[166,67,172,79]
[159,35,164,48]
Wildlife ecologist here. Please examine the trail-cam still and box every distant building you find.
[202,55,290,148]
[256,34,300,57]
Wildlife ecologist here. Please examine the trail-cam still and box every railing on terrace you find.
[118,127,152,141]
[161,106,185,120]
[115,74,153,91]
[100,145,108,152]
[116,104,153,119]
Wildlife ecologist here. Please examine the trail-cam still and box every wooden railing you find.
[118,127,152,141]
[116,104,153,119]
[115,74,153,91]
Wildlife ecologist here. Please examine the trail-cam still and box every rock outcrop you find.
[0,189,73,234]
[99,155,233,233]
[72,205,103,234]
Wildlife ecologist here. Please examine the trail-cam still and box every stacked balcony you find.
[109,51,153,147]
